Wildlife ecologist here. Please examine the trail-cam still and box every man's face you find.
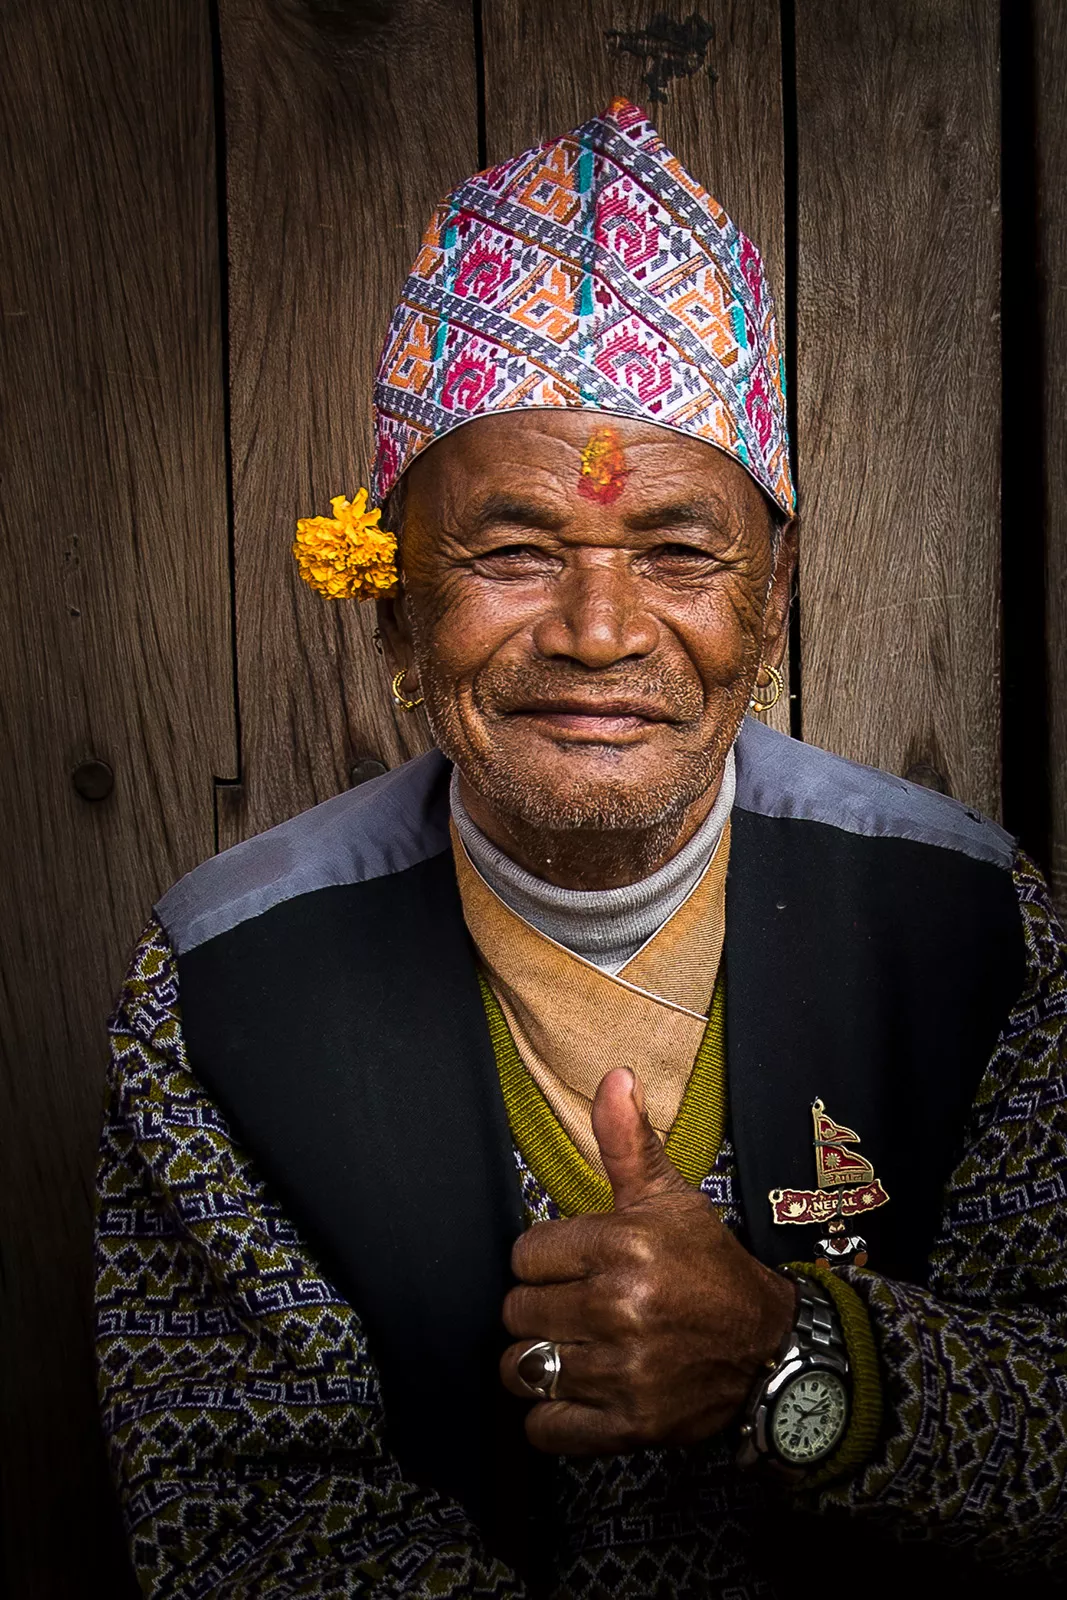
[380,411,793,836]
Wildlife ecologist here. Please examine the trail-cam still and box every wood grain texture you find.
[480,0,792,735]
[795,0,1001,815]
[217,0,478,848]
[0,1,235,1593]
[1038,0,1067,907]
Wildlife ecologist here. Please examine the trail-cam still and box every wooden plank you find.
[217,0,478,849]
[1038,0,1067,907]
[0,1,236,1592]
[479,0,792,736]
[795,0,1001,816]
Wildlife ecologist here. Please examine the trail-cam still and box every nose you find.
[531,557,658,668]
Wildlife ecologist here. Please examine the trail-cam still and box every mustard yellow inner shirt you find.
[451,816,730,1177]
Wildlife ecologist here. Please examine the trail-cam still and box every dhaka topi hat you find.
[372,96,794,519]
[293,98,794,603]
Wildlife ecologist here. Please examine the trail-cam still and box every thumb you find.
[591,1068,691,1211]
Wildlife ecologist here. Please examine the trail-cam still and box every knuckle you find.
[609,1343,672,1446]
[501,1289,522,1335]
[606,1272,658,1337]
[584,1282,624,1337]
[613,1290,649,1337]
[510,1240,528,1278]
[626,1390,667,1447]
[620,1344,658,1399]
[511,1223,543,1276]
[609,1218,656,1272]
[525,1403,564,1455]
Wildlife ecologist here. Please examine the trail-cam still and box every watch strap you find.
[789,1269,849,1365]
[784,1263,884,1487]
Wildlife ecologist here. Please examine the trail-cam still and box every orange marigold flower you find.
[292,489,398,600]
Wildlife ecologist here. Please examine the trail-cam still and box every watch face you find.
[770,1371,849,1465]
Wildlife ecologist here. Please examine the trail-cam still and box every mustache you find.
[470,662,706,722]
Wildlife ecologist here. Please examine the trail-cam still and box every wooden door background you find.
[2,0,1063,1591]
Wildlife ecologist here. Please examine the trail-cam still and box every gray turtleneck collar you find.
[450,747,735,975]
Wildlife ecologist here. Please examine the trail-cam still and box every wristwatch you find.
[737,1271,851,1470]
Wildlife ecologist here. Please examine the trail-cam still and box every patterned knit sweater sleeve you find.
[807,851,1067,1568]
[95,917,524,1600]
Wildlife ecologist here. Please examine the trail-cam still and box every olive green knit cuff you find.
[783,1262,884,1489]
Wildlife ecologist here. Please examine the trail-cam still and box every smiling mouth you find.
[508,702,674,741]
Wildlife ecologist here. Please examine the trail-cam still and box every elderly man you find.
[96,102,1066,1596]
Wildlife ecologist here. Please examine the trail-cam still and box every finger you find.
[511,1214,614,1284]
[525,1400,635,1457]
[502,1280,594,1342]
[591,1068,692,1211]
[500,1338,620,1407]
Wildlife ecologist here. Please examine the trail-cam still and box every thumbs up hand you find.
[500,1069,796,1455]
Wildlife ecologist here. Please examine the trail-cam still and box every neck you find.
[451,757,735,970]
[455,768,726,891]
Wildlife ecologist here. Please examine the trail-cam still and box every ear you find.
[375,589,414,675]
[760,516,797,672]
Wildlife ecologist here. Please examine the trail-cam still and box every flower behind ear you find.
[292,488,398,599]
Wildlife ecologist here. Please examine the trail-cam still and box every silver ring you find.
[516,1339,562,1400]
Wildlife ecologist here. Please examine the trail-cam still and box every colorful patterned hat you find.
[372,97,794,517]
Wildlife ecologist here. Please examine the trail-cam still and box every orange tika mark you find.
[577,425,629,504]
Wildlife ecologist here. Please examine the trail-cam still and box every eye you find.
[659,542,711,559]
[641,542,722,576]
[472,543,560,577]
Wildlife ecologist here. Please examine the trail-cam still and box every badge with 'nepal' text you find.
[768,1099,890,1268]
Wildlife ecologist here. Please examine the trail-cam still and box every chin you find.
[465,746,716,836]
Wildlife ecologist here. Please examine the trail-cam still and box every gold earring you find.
[749,662,783,716]
[391,668,424,712]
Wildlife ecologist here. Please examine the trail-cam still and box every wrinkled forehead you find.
[398,409,780,528]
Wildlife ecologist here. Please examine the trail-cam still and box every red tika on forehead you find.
[371,98,794,519]
[577,425,629,505]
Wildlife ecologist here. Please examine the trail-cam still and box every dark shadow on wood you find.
[473,0,487,167]
[209,0,244,823]
[780,0,802,740]
[1001,0,1051,868]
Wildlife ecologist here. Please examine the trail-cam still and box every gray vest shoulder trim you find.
[158,724,1014,957]
[156,750,451,956]
[734,718,1015,870]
